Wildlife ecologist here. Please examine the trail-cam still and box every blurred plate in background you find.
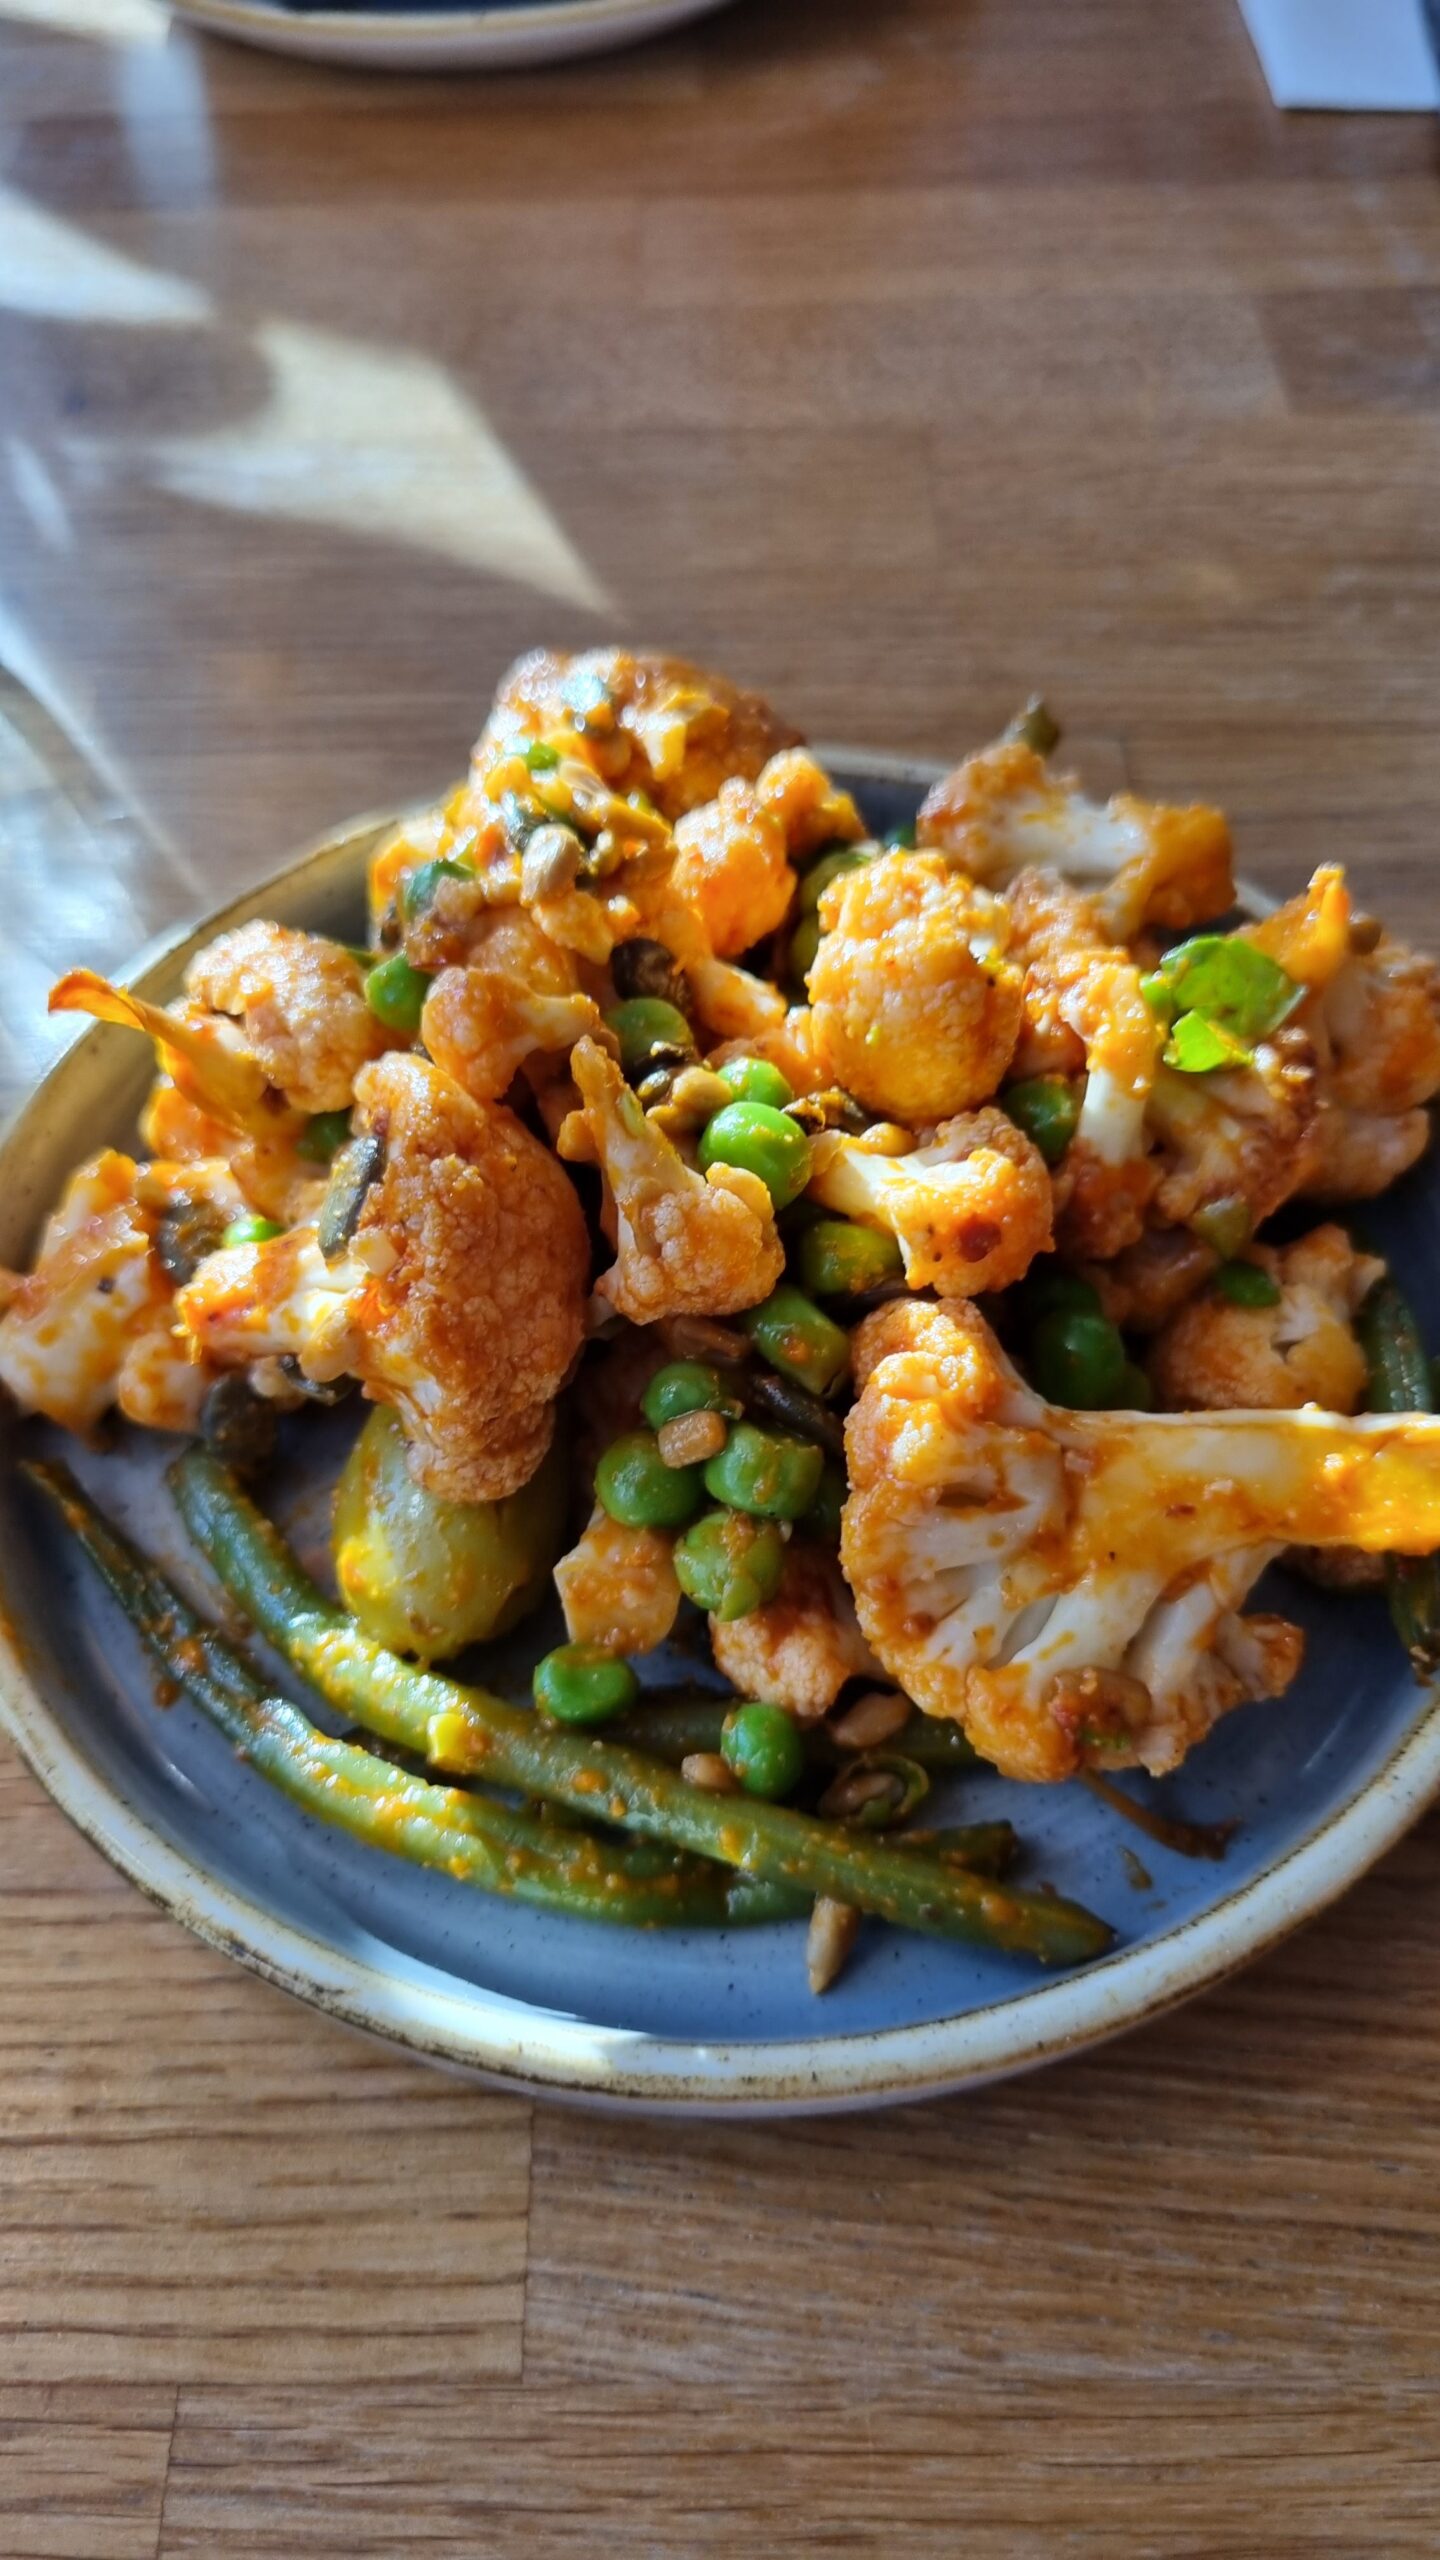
[168,0,735,68]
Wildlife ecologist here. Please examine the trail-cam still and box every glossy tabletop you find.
[3,3,1440,2552]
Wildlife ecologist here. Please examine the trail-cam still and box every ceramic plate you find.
[168,0,735,71]
[2,756,1438,2114]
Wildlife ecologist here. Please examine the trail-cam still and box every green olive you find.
[333,1405,564,1659]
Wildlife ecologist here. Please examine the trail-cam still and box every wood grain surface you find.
[3,1,1440,2549]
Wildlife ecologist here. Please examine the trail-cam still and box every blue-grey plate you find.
[2,755,1438,2113]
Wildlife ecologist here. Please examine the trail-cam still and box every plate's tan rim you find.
[169,0,732,52]
[1,782,1427,2117]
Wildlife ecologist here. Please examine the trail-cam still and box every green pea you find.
[533,1642,638,1727]
[698,1101,812,1212]
[713,1054,794,1111]
[882,819,917,850]
[220,1215,284,1249]
[703,1421,823,1521]
[1002,1075,1082,1167]
[797,1218,904,1299]
[798,843,872,916]
[296,1109,353,1164]
[641,1362,742,1431]
[741,1283,851,1398]
[595,1430,705,1531]
[525,739,561,773]
[400,857,473,923]
[365,953,432,1035]
[1012,1265,1103,1331]
[720,1700,806,1800]
[1029,1308,1128,1410]
[787,913,821,986]
[604,996,695,1076]
[673,1508,787,1621]
[803,1459,847,1545]
[1214,1259,1282,1309]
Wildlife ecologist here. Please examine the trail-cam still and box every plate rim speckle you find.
[2,761,1438,2115]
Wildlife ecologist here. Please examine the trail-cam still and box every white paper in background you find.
[1239,0,1440,108]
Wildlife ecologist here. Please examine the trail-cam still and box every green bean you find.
[1359,1279,1440,1677]
[741,1283,851,1399]
[169,1452,1114,1964]
[744,1371,847,1460]
[24,1463,801,1931]
[910,1821,1020,1879]
[608,1693,981,1774]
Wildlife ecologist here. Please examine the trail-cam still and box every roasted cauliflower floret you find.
[669,751,862,960]
[708,1541,878,1722]
[0,1152,166,1435]
[809,1110,1052,1299]
[184,921,390,1113]
[420,913,605,1105]
[807,851,1024,1124]
[480,646,800,821]
[1149,1227,1385,1415]
[842,1298,1440,1782]
[559,1036,783,1325]
[1146,1035,1318,1238]
[178,1055,589,1501]
[554,1502,683,1657]
[917,738,1234,938]
[669,778,797,958]
[0,1150,219,1437]
[1241,867,1440,1204]
[1003,867,1165,1260]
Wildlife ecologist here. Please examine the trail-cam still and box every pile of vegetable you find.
[7,645,1440,1993]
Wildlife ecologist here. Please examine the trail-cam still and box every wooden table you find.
[3,2,1440,2548]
